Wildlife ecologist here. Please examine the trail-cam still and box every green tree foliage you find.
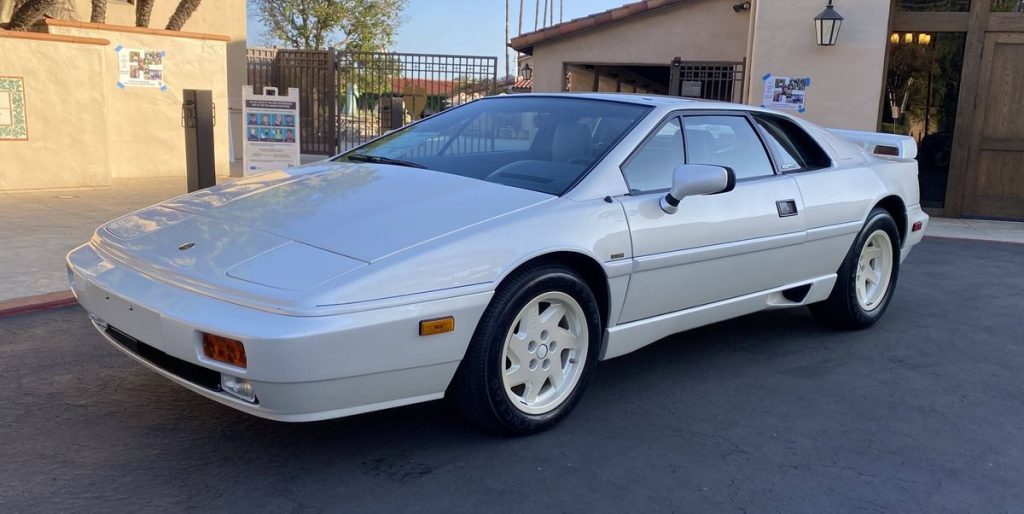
[166,0,201,30]
[251,0,407,51]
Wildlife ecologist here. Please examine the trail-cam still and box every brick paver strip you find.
[0,291,77,318]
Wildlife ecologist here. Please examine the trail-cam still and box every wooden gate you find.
[961,32,1024,218]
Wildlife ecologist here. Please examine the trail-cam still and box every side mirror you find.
[660,164,736,214]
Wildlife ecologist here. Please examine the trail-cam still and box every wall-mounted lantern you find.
[814,0,844,46]
[520,63,533,81]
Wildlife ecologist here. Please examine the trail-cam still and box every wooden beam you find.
[943,3,991,217]
[891,11,970,32]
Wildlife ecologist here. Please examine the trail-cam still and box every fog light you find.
[221,375,256,403]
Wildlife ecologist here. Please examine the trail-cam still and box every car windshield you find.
[334,96,651,195]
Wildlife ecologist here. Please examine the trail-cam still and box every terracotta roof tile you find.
[510,0,694,54]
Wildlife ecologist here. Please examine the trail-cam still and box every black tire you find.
[450,263,602,435]
[810,208,901,330]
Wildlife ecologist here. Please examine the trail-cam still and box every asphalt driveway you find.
[1,238,1022,512]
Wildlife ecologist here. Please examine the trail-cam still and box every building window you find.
[882,32,967,209]
[896,0,971,11]
[991,0,1022,11]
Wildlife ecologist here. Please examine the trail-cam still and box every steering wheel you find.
[567,157,590,166]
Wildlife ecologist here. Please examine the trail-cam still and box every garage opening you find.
[564,60,745,103]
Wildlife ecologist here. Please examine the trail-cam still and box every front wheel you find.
[450,263,601,434]
[810,208,901,330]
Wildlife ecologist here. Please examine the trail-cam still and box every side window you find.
[621,117,685,193]
[752,114,832,172]
[682,115,774,180]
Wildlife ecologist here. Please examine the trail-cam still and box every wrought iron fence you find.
[336,52,499,152]
[246,48,337,154]
[247,49,498,155]
[669,59,746,103]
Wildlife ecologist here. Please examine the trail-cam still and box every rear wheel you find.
[810,208,901,329]
[451,263,601,434]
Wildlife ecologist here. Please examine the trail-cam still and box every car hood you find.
[95,161,553,303]
[133,161,552,262]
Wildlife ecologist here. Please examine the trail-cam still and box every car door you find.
[616,111,808,324]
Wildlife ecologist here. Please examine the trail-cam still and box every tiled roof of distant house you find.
[510,0,694,54]
[390,77,457,96]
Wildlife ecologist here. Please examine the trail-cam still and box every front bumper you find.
[67,243,492,422]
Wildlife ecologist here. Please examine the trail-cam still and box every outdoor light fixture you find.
[814,0,844,46]
[732,1,751,12]
[889,32,932,45]
[520,63,533,81]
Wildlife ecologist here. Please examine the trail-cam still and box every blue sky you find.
[247,0,627,74]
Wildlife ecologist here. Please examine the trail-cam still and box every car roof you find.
[489,92,751,110]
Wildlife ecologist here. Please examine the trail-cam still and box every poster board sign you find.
[115,46,166,90]
[243,86,301,175]
[761,74,810,112]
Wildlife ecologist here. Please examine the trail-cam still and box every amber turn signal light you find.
[419,316,455,336]
[202,332,247,368]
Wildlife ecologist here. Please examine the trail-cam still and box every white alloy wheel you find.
[500,291,589,415]
[855,229,894,311]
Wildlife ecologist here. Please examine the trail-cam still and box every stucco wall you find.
[528,0,751,92]
[747,0,890,130]
[46,23,230,179]
[0,34,111,190]
[1,0,246,164]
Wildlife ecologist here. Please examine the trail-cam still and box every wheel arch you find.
[872,195,907,246]
[496,251,611,331]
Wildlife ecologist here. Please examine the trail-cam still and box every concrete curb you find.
[0,291,77,318]
[923,235,1024,246]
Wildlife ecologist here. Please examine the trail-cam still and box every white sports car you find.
[68,93,928,433]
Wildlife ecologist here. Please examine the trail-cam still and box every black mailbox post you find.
[182,89,216,192]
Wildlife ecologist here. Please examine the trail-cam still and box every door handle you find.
[776,199,798,217]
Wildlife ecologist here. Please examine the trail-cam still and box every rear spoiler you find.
[827,128,918,160]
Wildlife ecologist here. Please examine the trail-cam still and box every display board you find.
[761,74,811,113]
[115,46,166,90]
[242,86,301,175]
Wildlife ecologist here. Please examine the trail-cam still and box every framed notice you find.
[115,45,166,90]
[761,74,811,113]
[0,76,28,141]
[243,86,301,175]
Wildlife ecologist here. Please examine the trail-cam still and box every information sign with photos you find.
[761,74,811,113]
[243,86,301,175]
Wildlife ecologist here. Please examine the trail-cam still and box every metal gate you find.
[336,52,498,151]
[668,58,746,103]
[247,49,498,155]
[246,49,337,155]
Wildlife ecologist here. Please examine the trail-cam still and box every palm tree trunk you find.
[504,0,509,84]
[134,0,153,27]
[517,0,523,35]
[165,0,201,31]
[7,0,58,30]
[90,0,105,23]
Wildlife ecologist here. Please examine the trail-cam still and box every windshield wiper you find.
[347,153,426,169]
